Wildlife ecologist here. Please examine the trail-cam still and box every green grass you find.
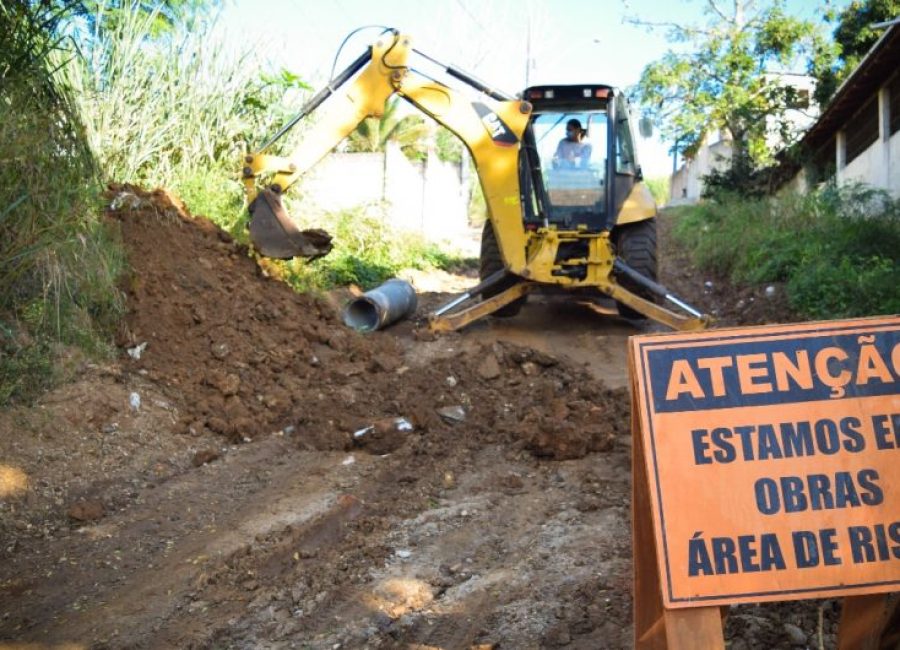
[671,184,900,319]
[0,325,55,405]
[171,167,249,238]
[274,204,466,292]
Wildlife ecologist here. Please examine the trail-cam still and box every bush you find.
[644,176,670,206]
[672,184,900,319]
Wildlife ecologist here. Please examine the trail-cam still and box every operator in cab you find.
[553,118,592,168]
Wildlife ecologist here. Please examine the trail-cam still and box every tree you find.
[632,1,826,185]
[346,97,430,161]
[811,0,900,106]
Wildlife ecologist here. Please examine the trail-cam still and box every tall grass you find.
[63,5,310,231]
[672,184,900,319]
[0,2,124,403]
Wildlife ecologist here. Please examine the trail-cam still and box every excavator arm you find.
[241,30,531,269]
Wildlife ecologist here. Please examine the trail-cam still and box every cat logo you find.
[472,102,518,146]
[482,112,505,138]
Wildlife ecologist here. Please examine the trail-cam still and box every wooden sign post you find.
[629,316,900,648]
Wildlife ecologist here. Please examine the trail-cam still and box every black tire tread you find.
[614,218,658,320]
[479,221,525,318]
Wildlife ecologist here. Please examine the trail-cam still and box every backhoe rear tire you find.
[613,218,658,320]
[480,221,526,318]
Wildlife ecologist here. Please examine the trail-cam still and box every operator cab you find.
[522,85,640,232]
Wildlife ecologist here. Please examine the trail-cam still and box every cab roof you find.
[521,85,620,109]
[523,84,616,100]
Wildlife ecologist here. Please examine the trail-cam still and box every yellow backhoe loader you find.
[240,29,709,332]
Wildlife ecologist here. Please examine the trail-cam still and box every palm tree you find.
[346,97,430,160]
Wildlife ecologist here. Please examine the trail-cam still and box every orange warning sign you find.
[629,316,900,608]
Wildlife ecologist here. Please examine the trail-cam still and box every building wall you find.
[839,137,882,187]
[791,80,900,197]
[765,74,818,151]
[889,129,900,192]
[672,76,817,203]
[300,143,472,243]
[668,137,732,204]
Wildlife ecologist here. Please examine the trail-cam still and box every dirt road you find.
[0,190,839,648]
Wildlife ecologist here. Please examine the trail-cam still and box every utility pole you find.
[525,13,531,87]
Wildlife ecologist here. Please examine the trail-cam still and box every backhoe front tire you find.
[480,221,525,318]
[613,218,658,320]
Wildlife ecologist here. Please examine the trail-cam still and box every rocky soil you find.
[0,190,849,648]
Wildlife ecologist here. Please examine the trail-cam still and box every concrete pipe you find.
[342,278,418,332]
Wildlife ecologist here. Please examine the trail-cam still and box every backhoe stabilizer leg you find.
[606,260,711,331]
[612,258,705,319]
[429,281,533,332]
[431,269,508,318]
[607,284,709,331]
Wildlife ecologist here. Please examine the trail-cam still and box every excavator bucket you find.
[248,188,333,260]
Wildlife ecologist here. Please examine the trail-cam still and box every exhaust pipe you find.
[342,279,418,332]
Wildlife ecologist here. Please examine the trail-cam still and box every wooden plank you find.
[663,607,725,650]
[838,593,898,650]
[632,372,667,650]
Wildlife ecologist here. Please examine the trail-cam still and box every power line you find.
[454,0,489,34]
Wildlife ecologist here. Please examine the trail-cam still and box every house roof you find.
[801,23,900,151]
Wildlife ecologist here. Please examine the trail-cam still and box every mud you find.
[0,191,851,648]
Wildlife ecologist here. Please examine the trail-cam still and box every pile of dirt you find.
[108,185,628,459]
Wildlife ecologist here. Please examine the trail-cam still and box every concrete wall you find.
[300,143,471,242]
[303,152,386,211]
[839,136,882,186]
[890,128,900,192]
[778,166,809,197]
[836,86,894,191]
[793,83,900,197]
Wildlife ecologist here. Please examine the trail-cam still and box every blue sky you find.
[221,0,844,176]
